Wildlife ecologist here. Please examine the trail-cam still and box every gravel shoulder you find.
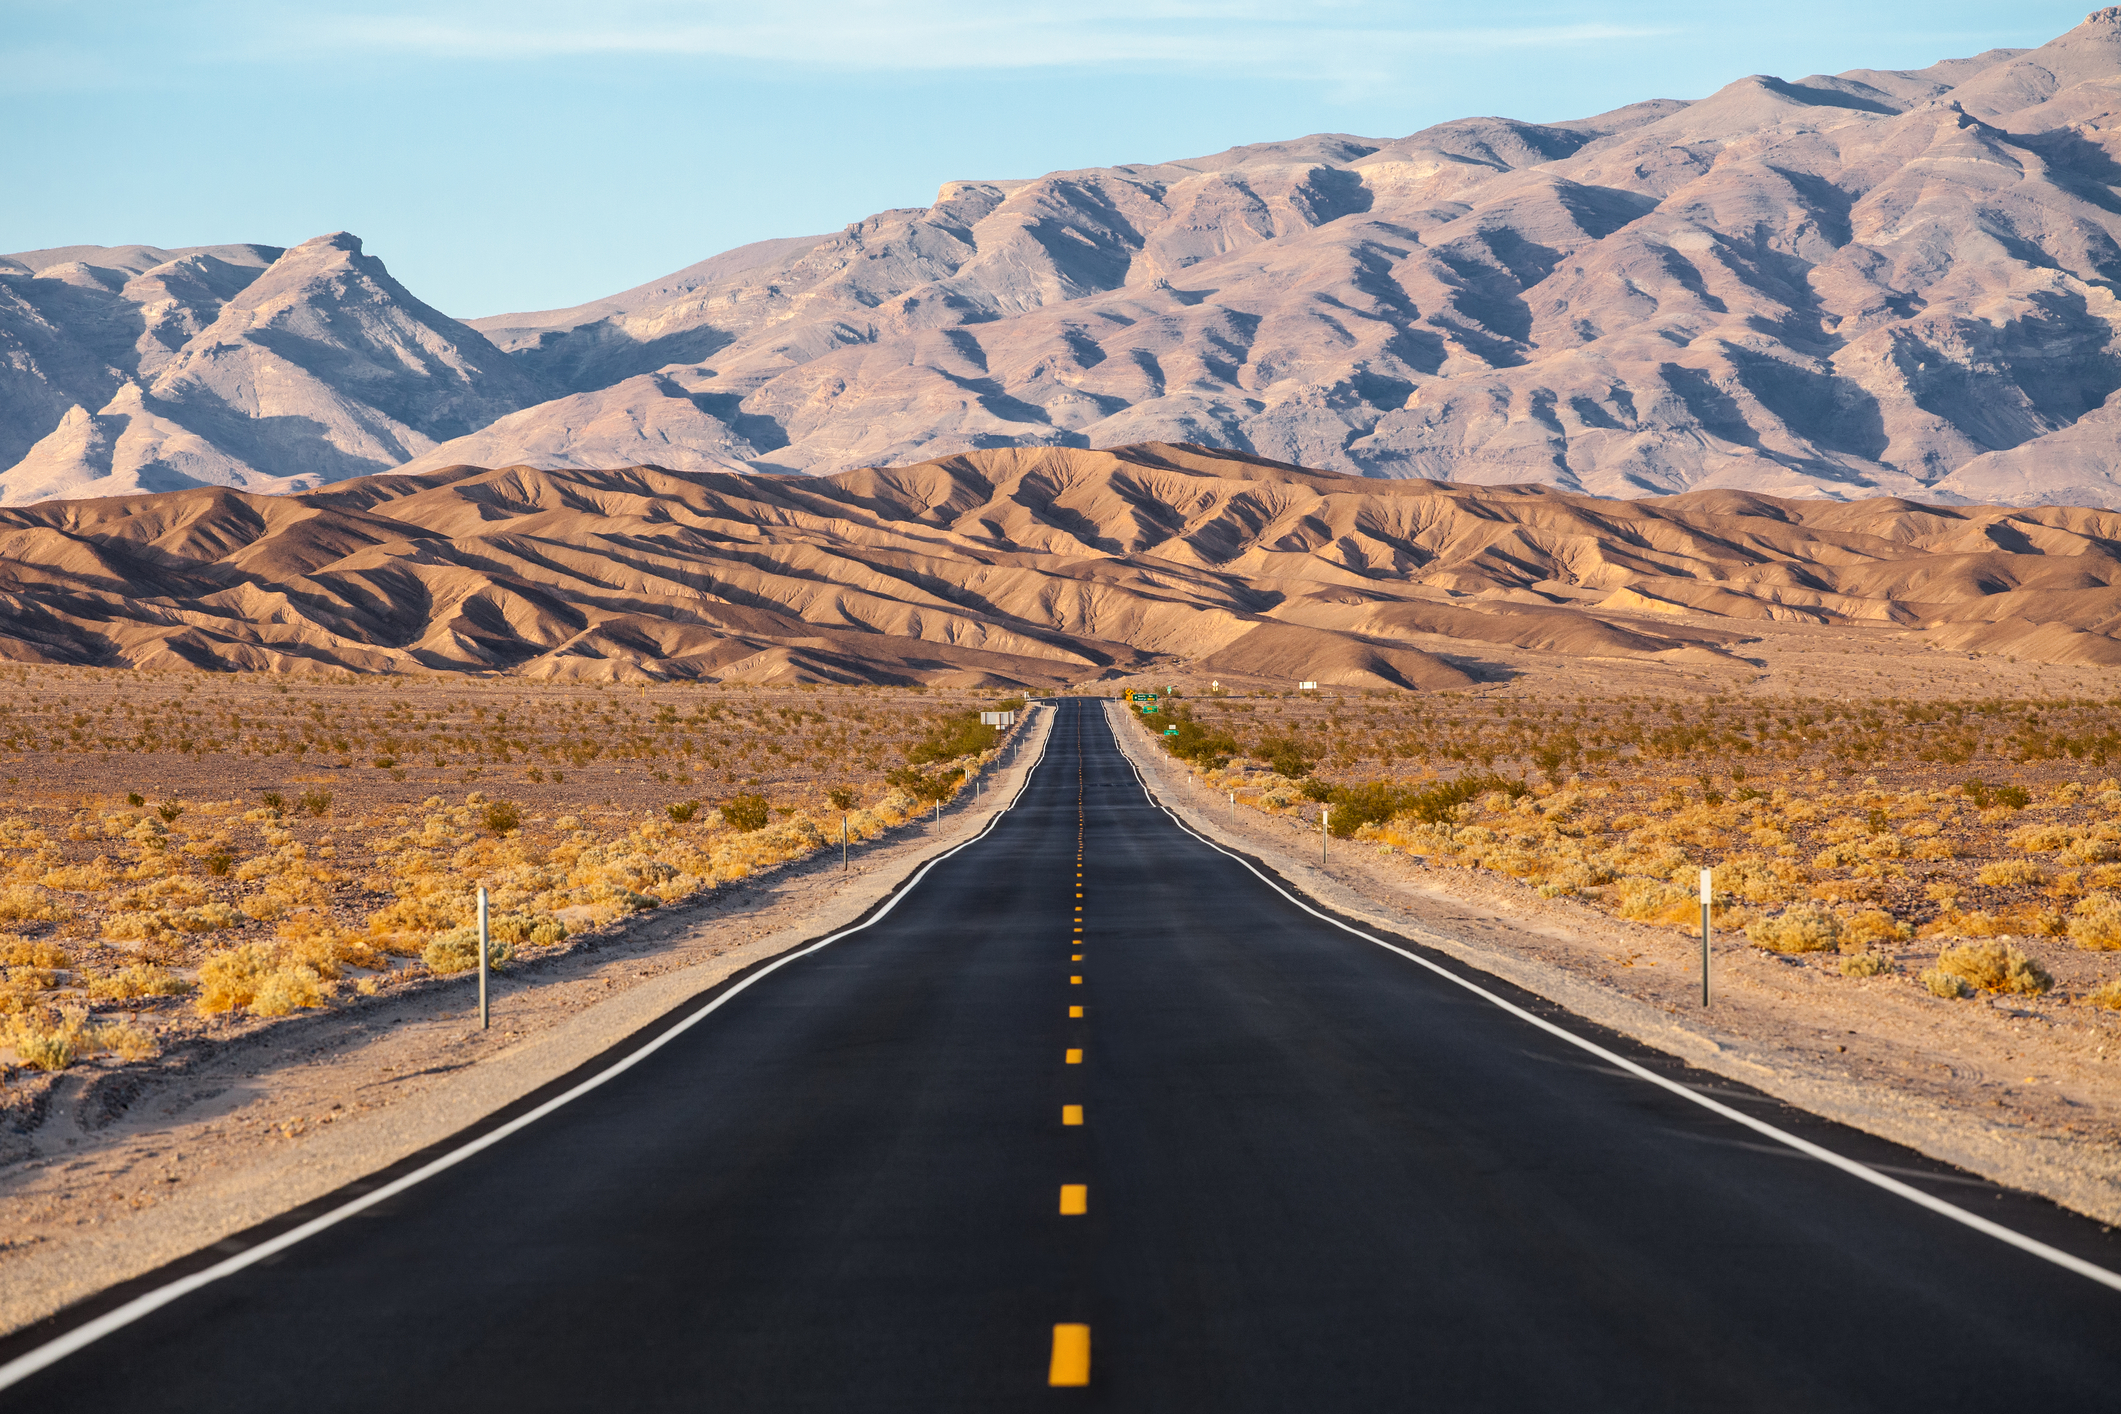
[1106,703,2121,1228]
[0,707,1055,1336]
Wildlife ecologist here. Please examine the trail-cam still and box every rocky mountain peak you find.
[14,15,2121,508]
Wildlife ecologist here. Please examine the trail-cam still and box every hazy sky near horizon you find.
[2,1,2095,318]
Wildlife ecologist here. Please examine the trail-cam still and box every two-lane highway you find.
[4,698,2119,1410]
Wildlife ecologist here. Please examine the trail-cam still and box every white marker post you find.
[1699,867,1712,1008]
[1322,807,1330,863]
[477,885,490,1031]
[1229,791,1234,814]
[842,814,849,872]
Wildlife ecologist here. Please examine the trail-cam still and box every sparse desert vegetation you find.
[0,668,1021,1071]
[1134,686,2121,1010]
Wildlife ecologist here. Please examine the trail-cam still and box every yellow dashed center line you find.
[1049,1325,1091,1385]
[1065,1048,1082,1064]
[1059,1184,1087,1215]
[1062,1104,1083,1126]
[1069,975,1082,985]
[1069,1005,1083,1018]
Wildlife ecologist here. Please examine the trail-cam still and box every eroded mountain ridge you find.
[13,14,2121,506]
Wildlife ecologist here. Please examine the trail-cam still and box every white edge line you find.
[0,708,1058,1391]
[1102,703,2121,1296]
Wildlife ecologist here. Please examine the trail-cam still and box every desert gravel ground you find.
[0,706,1055,1335]
[11,687,2121,1339]
[1108,704,2121,1228]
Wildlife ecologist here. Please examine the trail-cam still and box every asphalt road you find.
[6,698,2120,1410]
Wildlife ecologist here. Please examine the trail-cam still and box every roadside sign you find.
[979,711,1016,726]
[1127,691,1158,703]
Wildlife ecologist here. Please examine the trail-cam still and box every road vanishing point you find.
[4,699,2119,1409]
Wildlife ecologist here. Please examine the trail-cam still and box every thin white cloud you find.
[274,1,1671,74]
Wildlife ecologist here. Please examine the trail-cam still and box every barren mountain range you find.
[0,443,2111,685]
[15,14,2121,508]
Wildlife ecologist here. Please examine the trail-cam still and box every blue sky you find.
[1,2,2092,318]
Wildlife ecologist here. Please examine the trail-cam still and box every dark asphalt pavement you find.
[6,698,2120,1411]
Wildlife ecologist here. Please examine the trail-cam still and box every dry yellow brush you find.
[0,749,994,1076]
[1190,748,2121,1008]
[180,775,965,1015]
[1,934,161,1070]
[356,781,949,974]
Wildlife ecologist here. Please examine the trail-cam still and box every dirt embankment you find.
[0,707,1054,1337]
[1106,702,2121,1227]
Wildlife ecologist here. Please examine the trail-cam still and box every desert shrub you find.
[88,963,193,1000]
[1921,968,1972,998]
[423,925,517,975]
[904,711,997,765]
[1747,904,1841,953]
[91,1021,158,1060]
[0,936,68,968]
[1390,773,1528,826]
[156,801,184,824]
[1963,780,2030,811]
[260,791,285,812]
[41,861,113,890]
[2064,836,2121,865]
[251,965,326,1016]
[666,800,700,824]
[1162,716,1239,770]
[1840,908,1912,949]
[5,1010,82,1070]
[1253,735,1317,780]
[1707,857,1800,906]
[1977,859,2049,888]
[721,792,771,831]
[1840,950,1894,977]
[197,944,327,1016]
[1812,843,1863,870]
[5,1006,156,1070]
[486,911,564,947]
[298,790,332,818]
[1616,877,1695,926]
[2009,823,2079,853]
[826,787,859,812]
[0,886,69,922]
[2067,893,2121,950]
[205,851,234,877]
[2085,978,2121,1011]
[1933,939,2053,997]
[483,800,522,837]
[884,768,962,805]
[178,902,241,932]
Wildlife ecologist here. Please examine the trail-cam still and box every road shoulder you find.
[0,708,1055,1337]
[1104,701,2121,1227]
